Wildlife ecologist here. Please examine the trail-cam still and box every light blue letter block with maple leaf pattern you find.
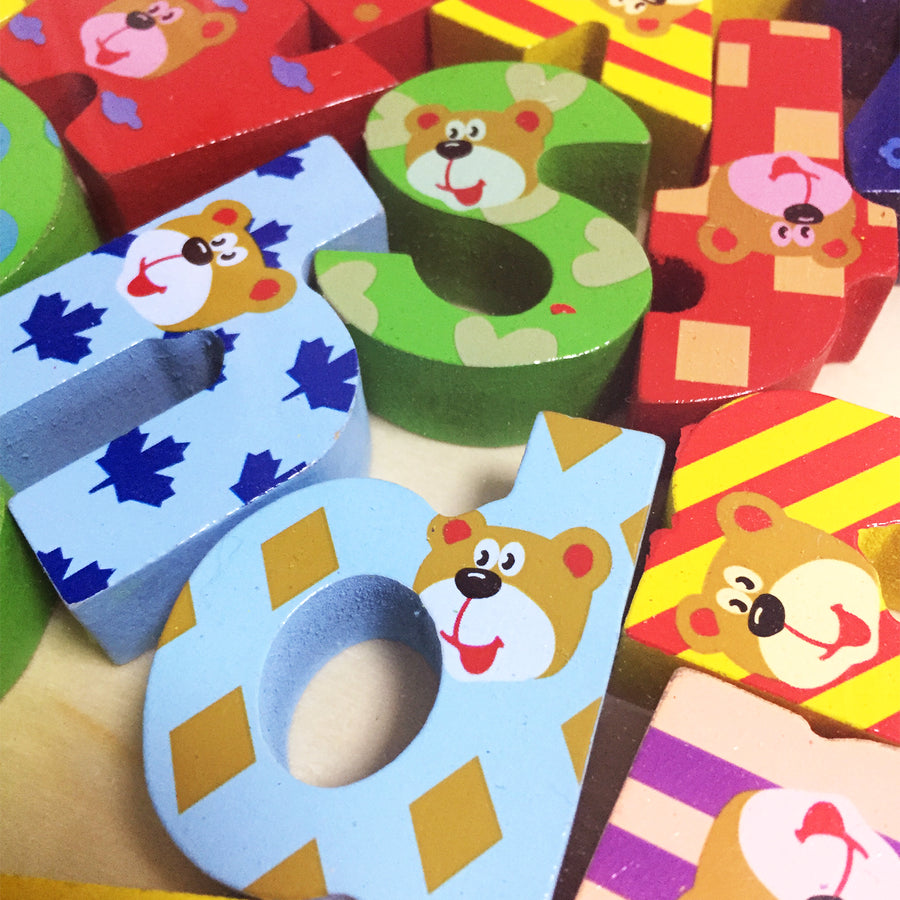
[1,137,384,663]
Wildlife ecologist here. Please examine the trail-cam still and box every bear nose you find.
[181,237,213,266]
[783,202,824,225]
[437,140,473,161]
[748,593,786,638]
[126,10,156,29]
[454,568,501,599]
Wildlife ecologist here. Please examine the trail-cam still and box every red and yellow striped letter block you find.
[577,668,900,899]
[629,19,898,442]
[428,0,713,192]
[613,389,900,744]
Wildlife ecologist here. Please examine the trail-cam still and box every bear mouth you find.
[439,598,504,675]
[94,31,132,67]
[435,161,486,207]
[127,255,180,297]
[783,603,871,660]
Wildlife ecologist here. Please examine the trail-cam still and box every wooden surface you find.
[1,276,897,897]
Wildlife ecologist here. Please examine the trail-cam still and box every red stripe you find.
[676,8,712,35]
[625,607,689,655]
[675,392,832,468]
[648,417,900,567]
[604,39,711,97]
[461,0,575,38]
[741,610,900,706]
[870,709,900,743]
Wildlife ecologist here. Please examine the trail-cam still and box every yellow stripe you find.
[802,655,900,729]
[785,457,900,533]
[626,458,899,626]
[673,400,888,510]
[433,0,543,50]
[624,537,722,624]
[603,62,711,124]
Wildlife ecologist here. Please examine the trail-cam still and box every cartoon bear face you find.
[697,152,861,268]
[412,510,611,681]
[675,492,882,690]
[80,0,236,79]
[683,789,900,899]
[116,199,297,331]
[403,100,553,212]
[593,0,704,37]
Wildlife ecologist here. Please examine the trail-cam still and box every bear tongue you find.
[827,603,871,655]
[452,179,486,207]
[456,636,504,675]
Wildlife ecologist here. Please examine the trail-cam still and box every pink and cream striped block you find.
[578,668,900,899]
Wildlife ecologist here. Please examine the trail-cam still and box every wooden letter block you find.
[615,389,900,743]
[429,0,714,192]
[0,875,234,900]
[630,19,899,442]
[0,0,432,236]
[315,61,652,446]
[846,56,900,276]
[1,138,384,663]
[578,668,900,899]
[0,79,98,294]
[800,0,899,98]
[143,412,664,898]
[0,475,54,696]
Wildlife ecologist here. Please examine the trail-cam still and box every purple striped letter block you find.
[578,668,900,899]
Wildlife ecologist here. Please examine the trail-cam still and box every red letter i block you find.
[629,20,898,442]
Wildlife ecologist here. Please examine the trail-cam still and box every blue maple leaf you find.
[164,327,238,389]
[38,547,114,604]
[283,338,358,411]
[92,232,137,258]
[13,293,106,363]
[90,427,188,506]
[230,450,307,504]
[256,147,307,179]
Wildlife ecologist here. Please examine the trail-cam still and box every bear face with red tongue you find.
[413,511,610,682]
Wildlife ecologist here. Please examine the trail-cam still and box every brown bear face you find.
[116,199,297,331]
[80,0,237,79]
[593,0,704,37]
[675,492,882,690]
[403,100,553,212]
[683,789,900,899]
[697,152,861,268]
[412,510,610,681]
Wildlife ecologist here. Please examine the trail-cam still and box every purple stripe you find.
[586,825,697,900]
[885,835,900,857]
[629,728,776,817]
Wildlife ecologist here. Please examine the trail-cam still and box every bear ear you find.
[697,220,751,264]
[815,232,862,268]
[405,104,449,135]
[508,100,553,138]
[716,491,785,537]
[426,510,487,548]
[675,593,725,654]
[552,527,611,591]
[199,13,237,47]
[247,268,296,312]
[203,199,253,230]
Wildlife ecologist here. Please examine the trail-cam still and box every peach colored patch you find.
[773,108,840,159]
[774,256,844,297]
[675,320,750,387]
[716,42,750,87]
[769,20,831,39]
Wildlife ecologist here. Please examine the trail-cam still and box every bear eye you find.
[498,542,524,576]
[473,538,499,570]
[770,222,793,247]
[792,223,815,247]
[724,566,761,593]
[445,119,466,141]
[215,246,248,267]
[716,588,750,615]
[210,232,237,250]
[466,119,486,141]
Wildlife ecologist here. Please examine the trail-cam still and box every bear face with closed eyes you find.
[675,492,882,690]
[592,0,704,38]
[412,510,611,682]
[80,0,237,79]
[116,198,297,331]
[403,100,553,212]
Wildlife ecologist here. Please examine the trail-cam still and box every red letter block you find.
[629,20,898,442]
[1,0,433,236]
